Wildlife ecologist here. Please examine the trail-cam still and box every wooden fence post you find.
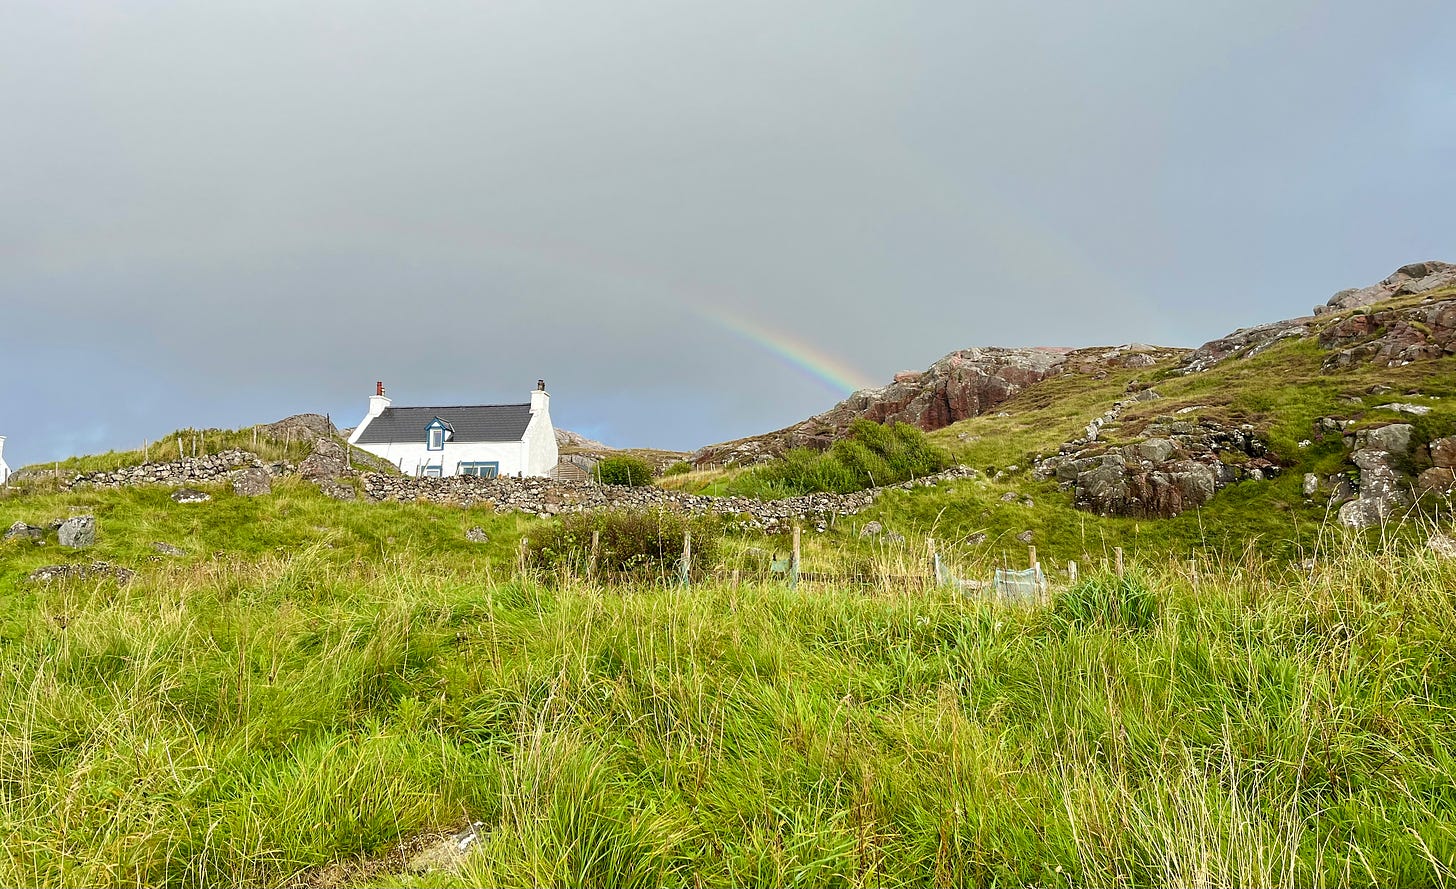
[517,538,529,580]
[926,536,938,587]
[680,531,692,587]
[1114,546,1125,580]
[731,568,741,591]
[588,530,600,584]
[791,525,802,591]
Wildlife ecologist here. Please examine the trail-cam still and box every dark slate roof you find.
[355,404,533,444]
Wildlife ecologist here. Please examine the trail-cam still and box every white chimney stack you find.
[530,379,549,414]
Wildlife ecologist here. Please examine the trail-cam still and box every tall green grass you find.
[2,482,1455,887]
[722,420,952,499]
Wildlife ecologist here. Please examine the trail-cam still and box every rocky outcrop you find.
[1318,261,1456,314]
[361,466,980,532]
[1337,425,1415,528]
[694,344,1182,467]
[262,414,337,442]
[1178,319,1313,374]
[1035,419,1277,518]
[1318,295,1456,369]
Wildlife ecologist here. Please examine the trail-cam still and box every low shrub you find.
[531,509,720,582]
[595,456,654,486]
[661,461,693,477]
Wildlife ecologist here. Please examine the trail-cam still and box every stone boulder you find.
[231,467,273,497]
[58,515,96,548]
[171,488,212,504]
[299,438,349,481]
[153,542,187,556]
[465,527,490,543]
[4,521,44,543]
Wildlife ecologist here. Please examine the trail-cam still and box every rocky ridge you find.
[692,344,1183,467]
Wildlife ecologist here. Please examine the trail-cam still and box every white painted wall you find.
[0,436,9,485]
[355,438,527,478]
[523,389,559,476]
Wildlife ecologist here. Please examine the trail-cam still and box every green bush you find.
[531,509,720,582]
[661,461,694,477]
[595,456,654,486]
[1052,573,1161,632]
[726,419,952,497]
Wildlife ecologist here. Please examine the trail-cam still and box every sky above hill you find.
[2,1,1454,466]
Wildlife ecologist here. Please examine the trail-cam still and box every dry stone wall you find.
[63,450,295,490]
[361,466,980,531]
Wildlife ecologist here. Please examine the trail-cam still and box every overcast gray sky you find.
[2,1,1453,466]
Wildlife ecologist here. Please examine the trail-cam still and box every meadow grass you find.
[2,480,1455,887]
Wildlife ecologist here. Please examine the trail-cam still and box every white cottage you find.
[347,381,559,478]
[0,436,9,485]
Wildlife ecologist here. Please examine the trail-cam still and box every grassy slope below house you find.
[1,477,1455,886]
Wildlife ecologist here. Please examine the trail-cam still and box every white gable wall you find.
[522,388,559,476]
[0,436,9,485]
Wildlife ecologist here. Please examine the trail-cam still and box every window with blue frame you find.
[426,418,448,451]
[459,462,499,478]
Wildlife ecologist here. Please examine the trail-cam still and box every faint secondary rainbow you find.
[699,308,880,395]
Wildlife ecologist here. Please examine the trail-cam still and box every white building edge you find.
[347,381,559,478]
[0,436,9,485]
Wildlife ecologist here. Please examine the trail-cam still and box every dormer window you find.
[425,418,451,451]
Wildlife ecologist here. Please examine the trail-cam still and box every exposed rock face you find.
[1319,296,1456,369]
[465,527,490,543]
[1318,261,1456,314]
[58,515,96,548]
[171,488,212,504]
[1178,320,1313,374]
[1337,425,1415,528]
[694,344,1182,467]
[1036,420,1277,518]
[231,467,273,497]
[153,542,187,556]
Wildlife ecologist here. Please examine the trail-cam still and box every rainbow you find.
[698,307,880,395]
